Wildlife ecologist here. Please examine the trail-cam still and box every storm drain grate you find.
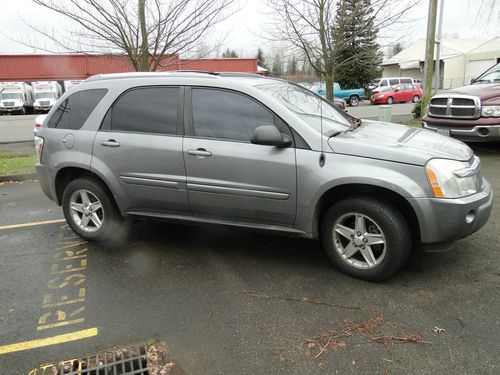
[29,345,149,375]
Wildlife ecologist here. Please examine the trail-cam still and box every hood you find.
[328,120,473,166]
[447,83,500,102]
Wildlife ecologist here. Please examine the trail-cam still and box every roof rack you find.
[85,70,266,82]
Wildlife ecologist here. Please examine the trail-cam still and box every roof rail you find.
[217,72,264,78]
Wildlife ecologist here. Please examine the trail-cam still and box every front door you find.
[183,87,297,226]
[92,86,189,214]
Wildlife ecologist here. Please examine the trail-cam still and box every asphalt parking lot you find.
[0,144,499,375]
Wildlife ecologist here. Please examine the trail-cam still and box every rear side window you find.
[48,89,107,130]
[389,78,399,85]
[108,87,179,134]
[191,88,274,142]
[400,78,412,84]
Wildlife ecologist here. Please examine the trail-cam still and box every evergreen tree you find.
[390,42,403,58]
[331,0,383,89]
[287,56,298,76]
[272,54,283,77]
[222,48,238,58]
[255,48,268,69]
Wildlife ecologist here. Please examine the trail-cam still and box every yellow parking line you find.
[0,219,65,231]
[0,327,98,355]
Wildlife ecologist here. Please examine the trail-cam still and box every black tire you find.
[321,197,412,282]
[62,177,126,243]
[386,96,394,105]
[348,95,360,106]
[412,95,420,103]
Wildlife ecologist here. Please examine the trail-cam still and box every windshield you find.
[256,82,354,135]
[1,92,23,100]
[473,63,500,84]
[35,92,55,99]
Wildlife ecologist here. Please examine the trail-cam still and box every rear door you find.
[92,86,189,214]
[183,87,297,226]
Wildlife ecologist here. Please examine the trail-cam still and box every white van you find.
[372,77,420,93]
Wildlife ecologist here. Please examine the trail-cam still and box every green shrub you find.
[412,100,422,119]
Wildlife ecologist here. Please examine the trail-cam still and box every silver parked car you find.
[35,72,493,281]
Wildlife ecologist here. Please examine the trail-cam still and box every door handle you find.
[100,139,120,147]
[188,148,212,157]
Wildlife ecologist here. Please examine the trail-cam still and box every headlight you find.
[481,105,500,117]
[425,158,478,198]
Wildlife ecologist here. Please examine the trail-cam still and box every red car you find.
[370,84,422,105]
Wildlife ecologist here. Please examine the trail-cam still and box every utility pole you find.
[434,0,445,93]
[422,0,438,117]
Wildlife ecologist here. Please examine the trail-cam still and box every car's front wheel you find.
[386,96,394,105]
[321,197,412,281]
[62,177,125,243]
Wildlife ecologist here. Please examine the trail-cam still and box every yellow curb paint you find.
[0,219,65,231]
[0,327,98,355]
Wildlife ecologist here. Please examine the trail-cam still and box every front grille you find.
[3,101,15,107]
[40,101,50,106]
[429,95,479,119]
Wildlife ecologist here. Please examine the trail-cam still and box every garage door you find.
[469,59,496,80]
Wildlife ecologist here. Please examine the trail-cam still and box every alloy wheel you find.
[332,213,386,269]
[69,189,104,232]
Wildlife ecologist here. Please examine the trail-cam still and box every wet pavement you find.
[0,144,499,375]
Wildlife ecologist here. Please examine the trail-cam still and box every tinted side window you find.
[400,78,412,84]
[48,89,107,130]
[192,89,274,142]
[389,79,399,85]
[380,79,388,86]
[110,87,179,134]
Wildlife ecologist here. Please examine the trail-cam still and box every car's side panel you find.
[294,150,430,236]
[183,137,297,225]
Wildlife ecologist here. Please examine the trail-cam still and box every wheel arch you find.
[313,183,420,240]
[55,167,119,210]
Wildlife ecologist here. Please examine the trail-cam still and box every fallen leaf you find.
[432,327,445,334]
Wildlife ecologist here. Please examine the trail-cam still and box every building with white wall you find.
[381,37,500,89]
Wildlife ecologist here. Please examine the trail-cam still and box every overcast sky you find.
[0,0,498,58]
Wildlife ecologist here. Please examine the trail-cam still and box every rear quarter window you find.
[48,89,107,130]
[400,78,412,84]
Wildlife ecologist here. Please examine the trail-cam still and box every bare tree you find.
[12,0,236,71]
[266,0,421,101]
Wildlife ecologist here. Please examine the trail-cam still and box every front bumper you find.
[370,97,386,104]
[422,117,500,141]
[0,106,23,112]
[35,163,58,203]
[408,179,493,248]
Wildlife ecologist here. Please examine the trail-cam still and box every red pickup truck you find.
[423,63,500,142]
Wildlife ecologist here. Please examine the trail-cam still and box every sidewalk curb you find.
[0,140,33,145]
[0,173,37,183]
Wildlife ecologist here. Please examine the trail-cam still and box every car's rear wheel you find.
[62,177,125,242]
[349,95,360,106]
[386,96,394,105]
[412,95,420,103]
[321,197,411,281]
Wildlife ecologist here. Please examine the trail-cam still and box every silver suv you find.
[35,72,493,281]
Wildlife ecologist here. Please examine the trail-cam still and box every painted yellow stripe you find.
[0,327,98,355]
[0,219,65,231]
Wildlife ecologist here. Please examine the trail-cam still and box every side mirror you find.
[470,77,476,84]
[251,125,292,147]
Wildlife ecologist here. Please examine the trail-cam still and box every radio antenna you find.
[319,87,325,167]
